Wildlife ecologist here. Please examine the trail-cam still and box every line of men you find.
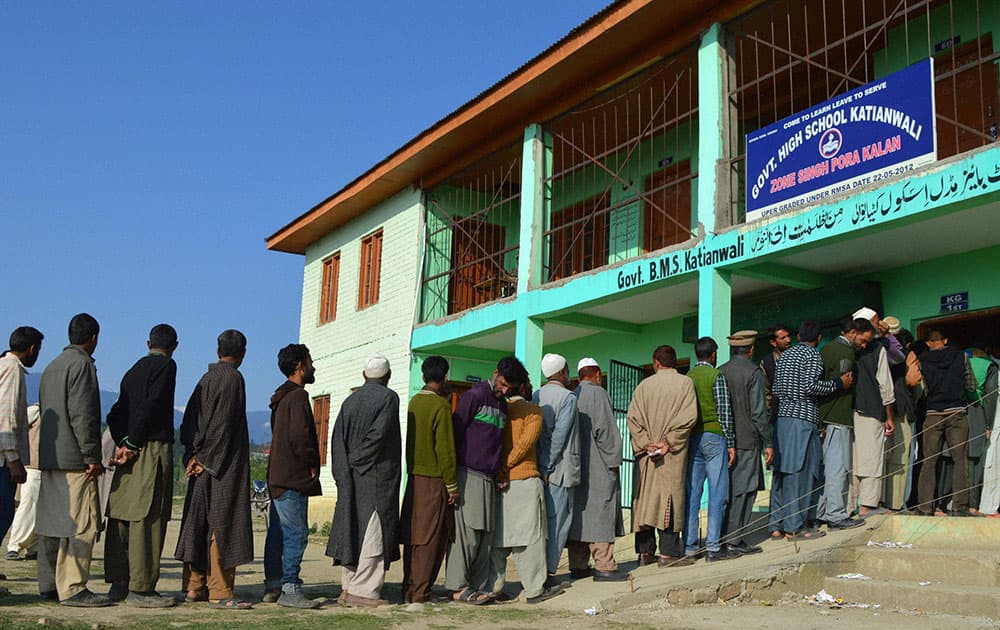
[0,315,323,610]
[330,352,629,607]
[2,309,994,610]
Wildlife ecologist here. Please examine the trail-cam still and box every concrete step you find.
[854,547,1000,587]
[822,575,1000,617]
[879,513,1000,547]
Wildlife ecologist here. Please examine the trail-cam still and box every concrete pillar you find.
[515,315,545,386]
[696,23,726,235]
[698,267,732,362]
[518,123,550,293]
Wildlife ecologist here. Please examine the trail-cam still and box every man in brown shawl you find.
[626,345,698,568]
[326,354,401,607]
[175,330,254,609]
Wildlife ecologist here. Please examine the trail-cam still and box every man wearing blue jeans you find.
[684,337,739,562]
[263,344,322,608]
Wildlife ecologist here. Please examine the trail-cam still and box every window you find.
[312,395,330,466]
[547,195,609,281]
[358,229,383,309]
[319,252,340,324]
[643,161,692,252]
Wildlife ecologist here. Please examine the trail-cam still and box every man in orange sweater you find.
[488,381,564,604]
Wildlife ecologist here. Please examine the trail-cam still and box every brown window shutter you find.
[319,253,340,324]
[313,395,330,466]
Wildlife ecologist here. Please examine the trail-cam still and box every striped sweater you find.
[452,380,507,477]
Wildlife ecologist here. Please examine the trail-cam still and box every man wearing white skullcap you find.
[326,354,401,607]
[532,354,581,585]
[566,358,628,581]
[849,309,896,517]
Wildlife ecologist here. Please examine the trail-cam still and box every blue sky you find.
[0,2,609,410]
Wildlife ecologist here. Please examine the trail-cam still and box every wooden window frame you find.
[358,229,384,310]
[319,252,341,324]
[312,395,331,466]
[548,194,609,281]
[643,161,692,253]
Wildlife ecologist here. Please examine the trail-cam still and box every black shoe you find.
[127,591,176,608]
[827,517,866,530]
[60,589,113,607]
[107,583,129,603]
[40,590,59,601]
[569,568,593,580]
[593,569,629,582]
[543,575,565,590]
[705,548,741,563]
[950,509,977,517]
[726,542,763,555]
[525,584,564,604]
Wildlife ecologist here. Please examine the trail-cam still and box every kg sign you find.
[745,59,937,222]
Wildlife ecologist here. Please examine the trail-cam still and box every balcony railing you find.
[420,143,521,321]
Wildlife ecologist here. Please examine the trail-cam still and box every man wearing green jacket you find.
[37,313,110,607]
[817,317,872,530]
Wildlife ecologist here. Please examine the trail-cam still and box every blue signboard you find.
[940,291,969,313]
[745,59,937,222]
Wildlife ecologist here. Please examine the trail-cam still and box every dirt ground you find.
[0,509,997,629]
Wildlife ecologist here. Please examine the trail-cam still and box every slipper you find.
[858,507,888,517]
[797,528,827,540]
[185,590,209,603]
[452,589,491,605]
[210,598,253,610]
[770,530,784,540]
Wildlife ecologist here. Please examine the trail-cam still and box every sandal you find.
[185,589,209,603]
[210,598,253,609]
[452,588,492,605]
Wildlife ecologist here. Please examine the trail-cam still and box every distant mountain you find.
[26,372,272,445]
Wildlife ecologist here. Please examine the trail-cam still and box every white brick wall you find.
[298,187,424,497]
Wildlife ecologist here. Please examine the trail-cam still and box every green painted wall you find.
[874,0,1000,77]
[870,244,1000,332]
[544,315,695,376]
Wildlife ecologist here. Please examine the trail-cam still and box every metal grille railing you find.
[542,46,700,283]
[725,0,1000,225]
[608,359,649,510]
[420,143,521,321]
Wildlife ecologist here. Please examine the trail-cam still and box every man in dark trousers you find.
[326,354,401,607]
[104,324,179,608]
[916,330,978,516]
[400,355,457,604]
[262,344,322,608]
[719,330,773,555]
[175,330,254,609]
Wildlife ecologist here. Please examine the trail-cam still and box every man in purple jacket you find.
[445,356,527,605]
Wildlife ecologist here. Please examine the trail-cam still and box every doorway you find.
[917,307,1000,355]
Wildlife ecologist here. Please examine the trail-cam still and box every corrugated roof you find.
[267,0,755,254]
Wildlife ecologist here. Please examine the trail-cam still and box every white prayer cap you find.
[541,353,567,378]
[577,357,600,372]
[852,306,878,321]
[883,316,901,335]
[363,354,390,378]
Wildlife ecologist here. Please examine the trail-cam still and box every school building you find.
[267,0,1000,500]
